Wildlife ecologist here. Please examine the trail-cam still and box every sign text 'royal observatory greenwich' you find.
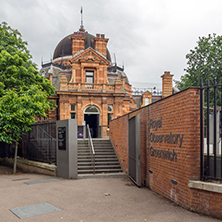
[149,117,184,162]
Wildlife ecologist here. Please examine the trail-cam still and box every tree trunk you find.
[13,141,18,174]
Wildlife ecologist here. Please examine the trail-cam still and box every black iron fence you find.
[21,121,107,164]
[200,79,222,180]
[22,121,56,164]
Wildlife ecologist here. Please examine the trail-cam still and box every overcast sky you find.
[1,0,222,89]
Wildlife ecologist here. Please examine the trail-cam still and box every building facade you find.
[40,21,174,138]
[40,24,142,137]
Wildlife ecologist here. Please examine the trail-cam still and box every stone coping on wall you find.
[188,180,222,194]
[1,157,56,176]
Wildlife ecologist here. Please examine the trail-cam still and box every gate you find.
[128,115,141,186]
[200,78,222,180]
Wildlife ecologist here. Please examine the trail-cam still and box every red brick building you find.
[40,22,142,137]
[40,20,174,138]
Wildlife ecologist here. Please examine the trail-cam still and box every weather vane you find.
[79,7,85,32]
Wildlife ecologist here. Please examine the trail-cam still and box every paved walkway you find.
[0,170,221,222]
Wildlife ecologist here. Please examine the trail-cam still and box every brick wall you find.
[109,115,129,173]
[190,189,222,218]
[147,88,200,208]
[109,87,222,219]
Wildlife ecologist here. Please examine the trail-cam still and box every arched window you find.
[84,105,100,114]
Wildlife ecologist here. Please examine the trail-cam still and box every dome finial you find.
[79,7,85,32]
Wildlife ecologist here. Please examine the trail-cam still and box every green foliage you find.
[0,22,55,144]
[0,87,52,143]
[175,34,222,90]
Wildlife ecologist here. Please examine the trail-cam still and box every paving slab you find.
[24,178,60,185]
[0,173,221,222]
[10,202,61,219]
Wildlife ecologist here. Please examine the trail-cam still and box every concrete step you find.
[94,155,118,158]
[77,139,122,175]
[93,145,112,148]
[78,161,120,166]
[78,147,114,152]
[94,148,113,151]
[78,158,119,163]
[78,150,91,154]
[78,145,90,148]
[79,163,121,168]
[94,151,114,154]
[78,172,126,179]
[78,168,123,174]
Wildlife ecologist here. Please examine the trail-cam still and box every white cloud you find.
[1,0,222,88]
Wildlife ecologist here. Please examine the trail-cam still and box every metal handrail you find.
[87,124,95,174]
[36,125,56,141]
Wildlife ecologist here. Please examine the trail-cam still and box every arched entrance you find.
[84,105,100,138]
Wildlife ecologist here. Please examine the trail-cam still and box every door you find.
[128,115,141,187]
[84,114,99,138]
[84,105,100,138]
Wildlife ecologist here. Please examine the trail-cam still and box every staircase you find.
[78,139,122,175]
[28,138,56,164]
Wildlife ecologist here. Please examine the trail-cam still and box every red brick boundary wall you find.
[109,88,222,219]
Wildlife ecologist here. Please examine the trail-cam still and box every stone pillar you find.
[70,67,76,83]
[102,98,108,138]
[56,119,78,179]
[81,66,84,83]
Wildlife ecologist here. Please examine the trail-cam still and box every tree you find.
[175,34,222,90]
[0,22,55,173]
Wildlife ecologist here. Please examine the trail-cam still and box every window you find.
[70,103,76,119]
[145,98,149,105]
[70,104,76,111]
[86,71,94,83]
[107,105,113,126]
[70,113,76,119]
[108,104,113,112]
[84,105,100,113]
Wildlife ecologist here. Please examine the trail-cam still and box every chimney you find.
[71,32,86,55]
[161,71,174,98]
[94,33,109,57]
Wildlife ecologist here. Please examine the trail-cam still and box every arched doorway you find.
[84,105,100,138]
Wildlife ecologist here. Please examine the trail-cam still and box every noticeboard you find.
[58,127,66,150]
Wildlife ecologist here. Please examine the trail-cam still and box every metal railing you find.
[87,124,95,174]
[200,78,222,180]
[132,87,162,96]
[27,122,56,164]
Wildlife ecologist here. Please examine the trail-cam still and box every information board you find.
[58,127,66,150]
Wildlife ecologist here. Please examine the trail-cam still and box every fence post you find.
[200,78,204,181]
[221,83,222,179]
[213,78,217,178]
[206,80,210,177]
